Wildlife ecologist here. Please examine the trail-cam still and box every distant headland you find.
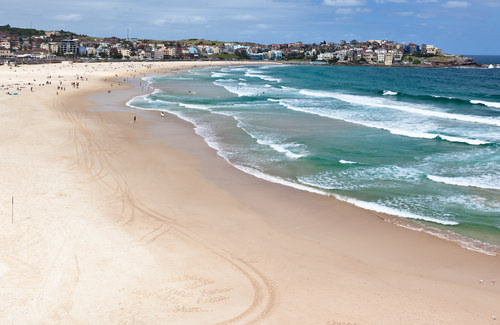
[0,24,479,67]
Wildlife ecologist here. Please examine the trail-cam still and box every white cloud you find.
[54,14,83,21]
[151,15,207,26]
[416,12,436,18]
[336,7,371,14]
[233,14,258,21]
[324,0,366,6]
[395,11,414,16]
[442,1,470,7]
[416,0,437,3]
[376,0,408,3]
[192,16,207,23]
[256,23,271,29]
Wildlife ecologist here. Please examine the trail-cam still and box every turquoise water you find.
[128,64,500,253]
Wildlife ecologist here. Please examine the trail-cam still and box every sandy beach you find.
[0,61,499,324]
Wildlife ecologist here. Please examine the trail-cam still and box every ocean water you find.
[467,55,500,65]
[128,64,500,254]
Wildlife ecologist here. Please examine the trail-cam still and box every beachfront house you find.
[384,51,394,65]
[0,47,11,57]
[392,50,403,62]
[60,39,78,55]
[49,42,59,54]
[406,43,420,55]
[268,50,282,60]
[317,52,334,61]
[0,39,10,49]
[376,49,387,63]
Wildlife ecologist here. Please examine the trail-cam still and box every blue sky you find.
[1,0,498,54]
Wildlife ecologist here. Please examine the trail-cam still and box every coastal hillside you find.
[0,24,477,66]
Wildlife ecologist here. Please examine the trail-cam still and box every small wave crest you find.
[339,197,459,226]
[213,80,266,97]
[178,103,212,111]
[237,124,309,159]
[211,72,230,78]
[339,160,357,164]
[427,175,500,190]
[256,139,308,159]
[277,99,491,146]
[299,89,500,127]
[244,68,282,83]
[470,100,500,109]
[383,90,398,96]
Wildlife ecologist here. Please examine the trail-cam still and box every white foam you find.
[234,165,327,195]
[256,139,308,159]
[383,90,398,96]
[213,80,264,97]
[211,72,230,78]
[338,196,459,225]
[278,99,490,146]
[178,103,211,111]
[244,69,282,82]
[432,95,453,99]
[300,89,500,127]
[231,166,458,226]
[235,121,308,160]
[396,223,499,256]
[470,100,500,109]
[428,175,500,190]
[160,109,224,154]
[436,134,489,145]
[340,160,357,164]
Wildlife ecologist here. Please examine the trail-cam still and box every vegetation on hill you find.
[0,24,92,40]
[0,24,45,37]
[181,39,227,46]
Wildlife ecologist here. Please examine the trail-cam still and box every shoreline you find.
[1,61,499,323]
[131,65,500,257]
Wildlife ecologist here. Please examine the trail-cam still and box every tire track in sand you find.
[53,97,278,324]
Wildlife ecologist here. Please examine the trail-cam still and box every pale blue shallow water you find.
[128,64,500,252]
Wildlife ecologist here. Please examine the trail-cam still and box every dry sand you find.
[0,61,499,324]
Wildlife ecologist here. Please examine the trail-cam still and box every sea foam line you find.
[300,89,500,127]
[427,175,500,190]
[235,122,308,159]
[179,103,212,111]
[277,99,490,146]
[244,72,282,83]
[470,100,500,109]
[213,80,264,97]
[235,166,458,226]
[340,160,357,164]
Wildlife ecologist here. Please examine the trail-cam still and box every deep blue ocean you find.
[467,55,500,65]
[128,64,500,254]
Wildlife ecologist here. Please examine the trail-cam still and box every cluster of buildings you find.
[0,25,442,65]
[313,40,441,65]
